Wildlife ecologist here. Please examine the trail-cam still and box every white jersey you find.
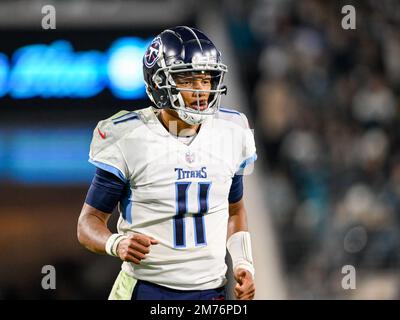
[89,106,257,290]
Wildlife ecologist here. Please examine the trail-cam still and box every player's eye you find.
[176,78,192,87]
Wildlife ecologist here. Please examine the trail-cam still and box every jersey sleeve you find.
[85,168,127,213]
[88,115,130,182]
[236,113,257,175]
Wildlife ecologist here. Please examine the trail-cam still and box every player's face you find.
[173,72,212,111]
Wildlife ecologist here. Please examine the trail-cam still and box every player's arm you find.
[227,198,248,237]
[227,174,255,300]
[77,168,158,263]
[77,203,112,254]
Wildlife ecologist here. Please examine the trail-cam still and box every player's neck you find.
[159,109,200,137]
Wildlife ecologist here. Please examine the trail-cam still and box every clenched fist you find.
[116,233,158,264]
[234,268,255,300]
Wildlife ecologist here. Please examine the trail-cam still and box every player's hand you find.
[233,268,255,300]
[116,233,159,264]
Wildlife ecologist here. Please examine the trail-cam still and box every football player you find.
[77,26,257,300]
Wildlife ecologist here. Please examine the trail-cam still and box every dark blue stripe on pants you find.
[132,280,226,300]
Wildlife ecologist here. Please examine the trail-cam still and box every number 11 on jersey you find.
[174,182,211,248]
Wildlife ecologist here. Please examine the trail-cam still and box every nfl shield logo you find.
[185,151,195,164]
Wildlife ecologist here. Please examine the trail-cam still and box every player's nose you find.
[192,81,207,95]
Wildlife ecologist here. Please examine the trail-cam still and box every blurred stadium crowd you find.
[227,0,400,298]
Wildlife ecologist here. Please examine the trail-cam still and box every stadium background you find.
[1,0,400,299]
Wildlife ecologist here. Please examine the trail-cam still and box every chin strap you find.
[177,109,209,125]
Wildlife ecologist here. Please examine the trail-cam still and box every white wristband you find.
[105,234,128,257]
[227,231,255,278]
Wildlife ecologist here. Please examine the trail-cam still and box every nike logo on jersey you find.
[97,128,106,139]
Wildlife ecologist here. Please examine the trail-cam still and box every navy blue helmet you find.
[143,26,227,125]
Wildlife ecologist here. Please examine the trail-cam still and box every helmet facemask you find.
[153,61,227,125]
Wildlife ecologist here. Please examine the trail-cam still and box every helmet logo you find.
[144,36,162,68]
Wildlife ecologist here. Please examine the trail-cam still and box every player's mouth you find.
[189,100,208,111]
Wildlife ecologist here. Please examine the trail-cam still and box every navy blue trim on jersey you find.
[112,111,137,120]
[219,107,241,115]
[228,174,243,204]
[112,111,134,120]
[85,168,126,213]
[113,114,139,124]
[132,280,226,300]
